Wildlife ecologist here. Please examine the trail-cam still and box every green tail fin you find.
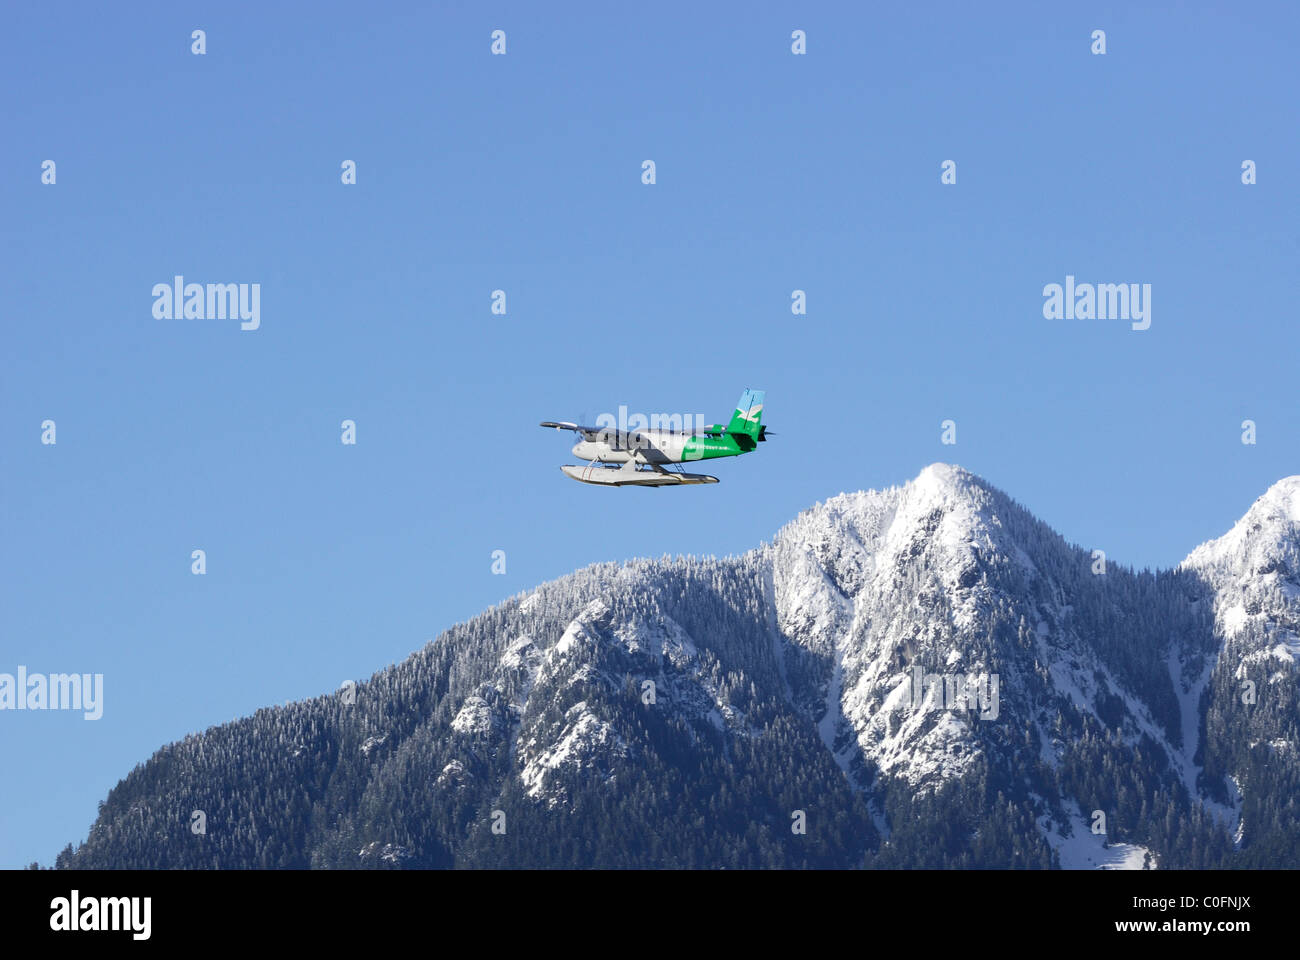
[726,389,765,439]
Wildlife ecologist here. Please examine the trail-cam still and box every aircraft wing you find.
[541,421,665,448]
[539,421,608,440]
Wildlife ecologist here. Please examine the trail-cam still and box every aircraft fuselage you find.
[572,429,751,465]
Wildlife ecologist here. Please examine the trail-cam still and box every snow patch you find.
[1039,807,1156,870]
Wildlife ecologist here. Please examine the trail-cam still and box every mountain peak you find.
[1256,475,1300,522]
[906,463,995,512]
[915,461,973,487]
[1183,476,1300,576]
[777,464,1018,584]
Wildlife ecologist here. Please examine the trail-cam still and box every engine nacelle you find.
[572,440,633,463]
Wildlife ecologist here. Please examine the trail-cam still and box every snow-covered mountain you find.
[1183,476,1300,668]
[58,466,1300,870]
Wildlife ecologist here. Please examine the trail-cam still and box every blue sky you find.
[1,1,1296,867]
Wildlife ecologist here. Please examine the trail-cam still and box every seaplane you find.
[540,389,769,487]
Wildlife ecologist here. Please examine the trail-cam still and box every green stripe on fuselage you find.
[681,434,749,461]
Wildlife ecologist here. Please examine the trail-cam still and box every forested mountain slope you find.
[57,466,1300,869]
